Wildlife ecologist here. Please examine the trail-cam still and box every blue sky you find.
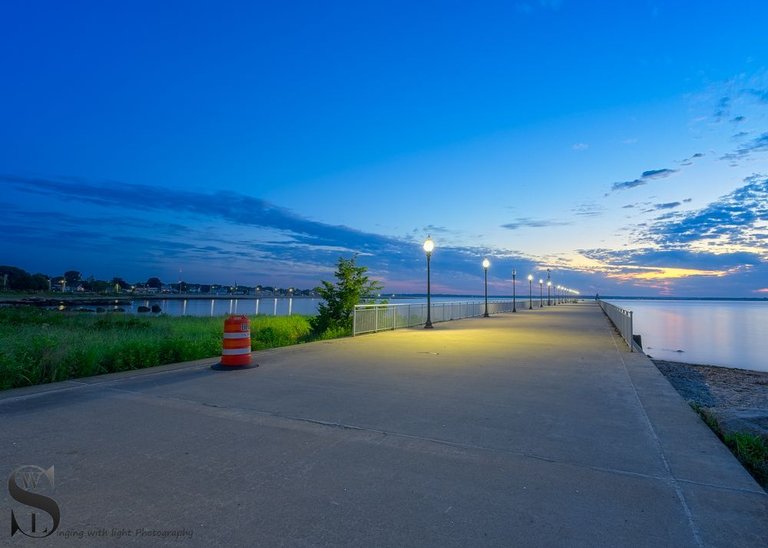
[2,0,767,296]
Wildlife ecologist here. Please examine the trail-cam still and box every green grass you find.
[689,402,768,489]
[0,307,343,390]
[723,432,768,486]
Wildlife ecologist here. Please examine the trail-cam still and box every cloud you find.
[745,88,768,103]
[1,174,540,291]
[714,96,731,120]
[571,203,604,217]
[731,115,746,123]
[645,174,768,250]
[501,217,571,230]
[580,248,760,271]
[610,168,677,192]
[652,202,681,211]
[677,152,704,166]
[721,132,768,161]
[572,143,589,151]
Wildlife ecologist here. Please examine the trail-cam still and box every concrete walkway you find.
[2,302,766,546]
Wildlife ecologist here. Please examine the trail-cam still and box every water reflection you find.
[134,297,322,318]
[609,300,768,372]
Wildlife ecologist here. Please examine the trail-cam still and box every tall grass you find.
[0,308,322,390]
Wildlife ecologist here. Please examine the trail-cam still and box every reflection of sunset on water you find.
[609,300,767,372]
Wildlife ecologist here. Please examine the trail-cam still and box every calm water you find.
[130,295,493,317]
[133,297,323,317]
[607,300,768,372]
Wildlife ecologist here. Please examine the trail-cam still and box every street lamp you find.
[527,274,533,310]
[539,279,544,308]
[423,236,434,328]
[546,269,551,305]
[482,258,490,317]
[512,269,517,313]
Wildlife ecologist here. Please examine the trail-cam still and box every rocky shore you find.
[654,359,768,487]
[653,360,768,429]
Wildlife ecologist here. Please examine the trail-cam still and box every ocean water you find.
[607,299,768,372]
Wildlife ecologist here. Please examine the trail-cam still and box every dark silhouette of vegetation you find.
[1,266,49,291]
[310,256,383,336]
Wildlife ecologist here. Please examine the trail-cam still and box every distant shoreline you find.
[0,294,321,306]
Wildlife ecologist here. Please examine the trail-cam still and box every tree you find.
[0,266,33,290]
[30,273,50,291]
[146,277,162,289]
[310,256,383,335]
[111,277,129,291]
[64,270,81,286]
[91,279,110,293]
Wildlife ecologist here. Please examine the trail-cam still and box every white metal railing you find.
[353,300,520,336]
[598,300,635,352]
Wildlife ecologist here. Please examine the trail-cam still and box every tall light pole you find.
[539,279,544,308]
[527,274,533,310]
[512,269,517,313]
[423,236,434,328]
[482,258,490,317]
[547,269,551,305]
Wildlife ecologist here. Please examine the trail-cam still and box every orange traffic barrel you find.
[212,315,256,370]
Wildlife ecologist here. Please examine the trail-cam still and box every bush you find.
[310,256,382,335]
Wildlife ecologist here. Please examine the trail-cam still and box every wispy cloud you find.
[571,202,604,217]
[745,88,768,103]
[721,132,768,162]
[677,152,704,166]
[1,174,539,290]
[572,143,589,151]
[501,217,571,230]
[610,168,677,192]
[652,201,681,211]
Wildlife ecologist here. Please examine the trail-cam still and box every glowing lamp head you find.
[527,274,533,281]
[423,236,434,254]
[482,258,490,269]
[547,281,552,287]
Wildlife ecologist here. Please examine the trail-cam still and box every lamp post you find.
[527,274,533,310]
[512,269,517,313]
[546,269,551,305]
[482,258,490,317]
[423,236,434,328]
[539,279,543,308]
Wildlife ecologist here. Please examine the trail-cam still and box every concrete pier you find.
[2,302,766,546]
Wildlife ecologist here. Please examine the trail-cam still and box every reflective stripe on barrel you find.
[221,315,251,367]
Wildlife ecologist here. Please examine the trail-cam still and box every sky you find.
[1,0,767,297]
